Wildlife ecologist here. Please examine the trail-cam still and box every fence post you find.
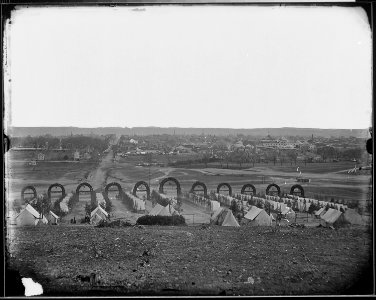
[193,214,195,225]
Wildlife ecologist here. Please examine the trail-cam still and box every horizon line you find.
[7,126,370,130]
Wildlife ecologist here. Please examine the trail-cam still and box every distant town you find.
[9,132,369,168]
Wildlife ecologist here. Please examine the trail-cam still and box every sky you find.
[4,5,372,129]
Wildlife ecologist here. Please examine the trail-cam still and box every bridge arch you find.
[104,182,123,198]
[190,181,208,198]
[290,184,305,198]
[47,183,66,200]
[266,183,281,197]
[21,185,37,202]
[159,177,181,196]
[133,181,150,200]
[76,182,93,201]
[217,183,232,196]
[241,184,256,195]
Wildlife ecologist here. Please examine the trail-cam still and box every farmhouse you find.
[83,152,92,160]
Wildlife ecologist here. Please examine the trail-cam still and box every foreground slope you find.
[6,225,372,296]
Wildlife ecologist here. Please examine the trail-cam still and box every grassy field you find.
[109,161,370,205]
[6,225,373,296]
[6,158,370,212]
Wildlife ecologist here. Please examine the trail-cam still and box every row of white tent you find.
[286,194,348,211]
[234,193,348,213]
[124,192,146,211]
[210,204,365,228]
[187,193,221,212]
[11,203,111,226]
[318,207,366,227]
[152,189,177,205]
[11,204,60,226]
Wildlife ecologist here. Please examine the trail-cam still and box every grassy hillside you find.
[6,225,372,296]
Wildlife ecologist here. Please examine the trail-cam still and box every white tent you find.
[90,205,109,225]
[281,207,295,221]
[47,211,60,224]
[243,206,272,226]
[125,192,146,211]
[210,207,240,227]
[210,201,221,212]
[315,207,326,217]
[148,204,164,216]
[157,205,173,216]
[16,204,42,226]
[36,214,49,225]
[343,209,366,226]
[320,208,344,227]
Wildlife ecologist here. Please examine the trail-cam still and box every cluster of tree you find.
[11,134,110,153]
[316,146,364,162]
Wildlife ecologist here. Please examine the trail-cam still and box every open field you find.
[5,149,371,216]
[5,225,372,296]
[109,162,370,204]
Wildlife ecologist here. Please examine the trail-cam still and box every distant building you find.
[74,151,80,161]
[258,136,296,149]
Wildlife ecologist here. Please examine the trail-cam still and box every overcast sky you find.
[4,5,372,129]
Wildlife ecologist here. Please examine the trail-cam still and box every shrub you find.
[136,215,186,226]
[96,219,132,228]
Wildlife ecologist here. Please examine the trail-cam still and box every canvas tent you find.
[243,206,272,226]
[210,207,240,227]
[47,211,60,224]
[281,207,296,221]
[148,204,164,216]
[16,204,43,226]
[320,208,344,227]
[209,200,221,212]
[157,205,178,216]
[36,214,49,225]
[315,207,326,218]
[148,204,178,216]
[343,209,366,226]
[90,205,109,225]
